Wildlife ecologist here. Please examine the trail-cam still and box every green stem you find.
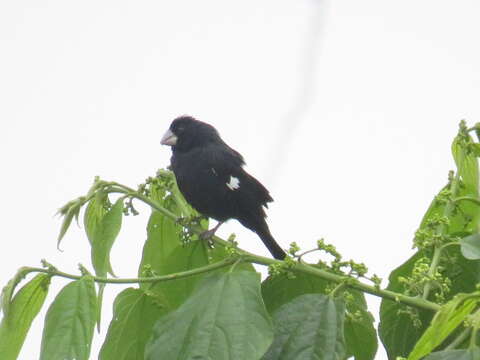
[23,257,237,285]
[439,242,460,252]
[446,327,470,350]
[108,186,180,222]
[423,248,443,300]
[455,196,480,206]
[296,248,320,262]
[107,185,220,246]
[423,163,463,300]
[111,178,192,218]
[107,181,137,193]
[247,255,441,312]
[470,327,478,348]
[329,281,348,298]
[447,307,480,349]
[23,254,440,312]
[78,179,441,312]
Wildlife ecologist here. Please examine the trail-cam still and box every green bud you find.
[289,242,300,255]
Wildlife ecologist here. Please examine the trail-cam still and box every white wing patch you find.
[226,176,240,190]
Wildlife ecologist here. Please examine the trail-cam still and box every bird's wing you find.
[206,145,273,208]
[171,143,272,221]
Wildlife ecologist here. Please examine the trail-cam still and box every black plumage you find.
[161,116,286,260]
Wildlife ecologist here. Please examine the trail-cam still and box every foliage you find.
[1,121,480,359]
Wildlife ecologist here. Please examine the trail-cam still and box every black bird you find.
[161,116,286,260]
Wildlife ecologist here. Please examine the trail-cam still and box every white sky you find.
[1,1,480,359]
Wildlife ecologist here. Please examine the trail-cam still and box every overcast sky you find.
[2,1,480,359]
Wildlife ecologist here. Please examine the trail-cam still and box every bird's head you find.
[161,116,221,152]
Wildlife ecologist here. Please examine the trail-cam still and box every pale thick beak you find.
[160,129,177,146]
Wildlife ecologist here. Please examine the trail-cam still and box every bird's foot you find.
[199,221,224,248]
[199,228,217,241]
[200,228,219,248]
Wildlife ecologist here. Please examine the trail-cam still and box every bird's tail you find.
[255,225,286,260]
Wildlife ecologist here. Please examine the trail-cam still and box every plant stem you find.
[329,282,348,297]
[470,327,479,348]
[455,196,480,206]
[22,257,237,285]
[447,307,480,349]
[423,159,463,300]
[244,254,441,312]
[71,179,441,312]
[21,253,440,312]
[446,328,471,350]
[108,186,180,221]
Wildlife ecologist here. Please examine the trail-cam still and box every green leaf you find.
[95,284,105,332]
[83,192,113,329]
[415,183,480,293]
[452,133,479,196]
[263,294,346,360]
[0,274,50,360]
[156,169,196,218]
[91,198,124,277]
[57,198,82,249]
[379,161,480,359]
[151,241,255,311]
[145,271,273,360]
[407,295,478,360]
[415,183,480,244]
[0,281,13,318]
[0,267,30,318]
[471,143,480,157]
[40,277,97,360]
[378,252,435,359]
[262,273,377,360]
[444,247,480,299]
[138,176,209,283]
[262,271,329,314]
[475,122,480,143]
[379,247,480,358]
[138,194,184,282]
[419,184,480,237]
[343,293,377,360]
[84,191,108,246]
[139,180,253,308]
[99,288,169,360]
[147,242,217,307]
[460,233,480,260]
[57,207,76,247]
[424,347,480,360]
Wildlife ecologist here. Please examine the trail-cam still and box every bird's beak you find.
[161,129,177,146]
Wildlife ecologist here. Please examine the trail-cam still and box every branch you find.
[23,257,237,285]
[22,253,440,312]
[455,196,480,206]
[73,179,441,312]
[243,254,441,312]
[423,167,462,300]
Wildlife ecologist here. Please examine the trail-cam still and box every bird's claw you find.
[199,229,216,248]
[199,228,215,240]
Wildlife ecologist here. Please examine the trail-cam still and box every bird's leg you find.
[200,221,225,247]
